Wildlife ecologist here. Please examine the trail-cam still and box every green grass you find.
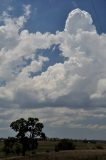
[37,140,106,152]
[37,141,57,152]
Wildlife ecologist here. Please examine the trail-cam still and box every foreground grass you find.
[1,140,106,160]
[1,150,106,160]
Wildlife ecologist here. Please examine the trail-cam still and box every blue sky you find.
[0,0,106,33]
[0,0,106,139]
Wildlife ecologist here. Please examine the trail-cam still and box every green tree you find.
[10,118,27,156]
[27,117,45,150]
[10,117,45,156]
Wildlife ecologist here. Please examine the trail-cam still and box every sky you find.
[0,0,106,139]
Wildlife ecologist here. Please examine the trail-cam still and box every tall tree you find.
[10,118,28,156]
[27,117,44,150]
[10,117,45,156]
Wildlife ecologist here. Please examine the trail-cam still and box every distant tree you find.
[83,139,88,143]
[10,117,45,156]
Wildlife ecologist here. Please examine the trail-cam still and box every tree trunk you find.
[22,142,26,156]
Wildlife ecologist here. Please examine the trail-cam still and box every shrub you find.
[3,137,16,155]
[55,139,75,151]
[13,142,22,156]
[96,145,103,149]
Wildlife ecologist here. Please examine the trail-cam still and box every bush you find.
[13,142,22,156]
[3,137,23,156]
[3,137,16,155]
[96,145,104,149]
[55,139,75,151]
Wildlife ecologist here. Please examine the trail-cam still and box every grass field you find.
[1,150,106,160]
[0,140,106,160]
[37,140,106,152]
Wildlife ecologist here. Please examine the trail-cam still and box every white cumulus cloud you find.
[0,7,106,133]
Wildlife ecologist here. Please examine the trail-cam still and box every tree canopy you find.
[10,117,45,156]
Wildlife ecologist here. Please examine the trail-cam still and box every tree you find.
[10,118,28,156]
[27,117,45,150]
[10,117,45,156]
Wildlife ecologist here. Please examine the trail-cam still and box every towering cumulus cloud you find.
[0,7,106,134]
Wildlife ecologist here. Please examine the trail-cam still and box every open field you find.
[1,150,106,160]
[37,140,106,152]
[0,140,106,160]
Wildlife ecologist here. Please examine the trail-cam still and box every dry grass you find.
[1,140,106,160]
[1,150,106,160]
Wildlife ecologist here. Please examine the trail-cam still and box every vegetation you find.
[0,149,106,160]
[0,117,106,160]
[3,137,21,156]
[0,139,106,159]
[55,139,75,151]
[9,117,45,156]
